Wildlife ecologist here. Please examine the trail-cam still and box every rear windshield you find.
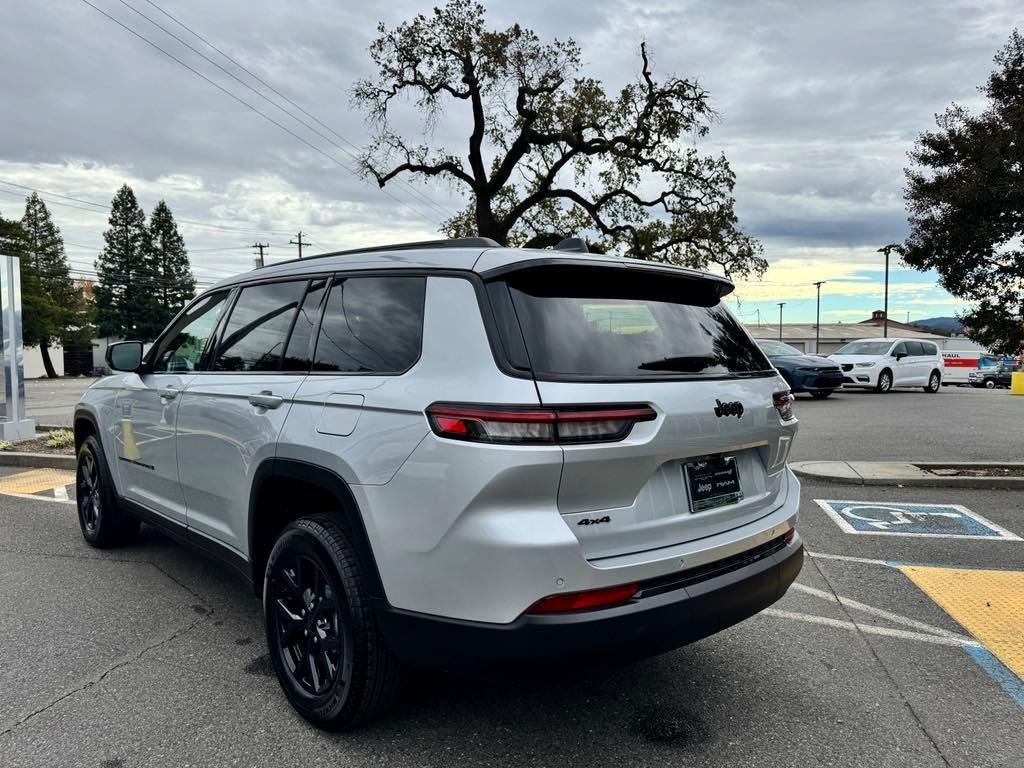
[835,341,893,355]
[494,267,772,379]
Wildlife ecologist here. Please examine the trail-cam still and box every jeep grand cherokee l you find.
[74,238,803,729]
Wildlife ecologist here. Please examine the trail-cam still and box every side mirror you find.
[107,341,144,372]
[895,353,906,361]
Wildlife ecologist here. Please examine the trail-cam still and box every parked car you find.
[968,363,1021,389]
[755,339,843,399]
[830,338,944,393]
[73,238,803,729]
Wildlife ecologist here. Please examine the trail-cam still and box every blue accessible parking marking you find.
[814,500,1021,540]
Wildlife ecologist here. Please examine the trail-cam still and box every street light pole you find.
[777,302,785,342]
[813,281,826,354]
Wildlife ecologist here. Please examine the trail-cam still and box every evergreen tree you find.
[0,213,45,351]
[21,193,75,377]
[94,185,160,341]
[148,200,195,329]
[900,30,1024,354]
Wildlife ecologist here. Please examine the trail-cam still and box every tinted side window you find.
[923,342,938,356]
[214,281,306,372]
[892,342,908,357]
[313,276,426,374]
[906,341,925,356]
[152,292,228,373]
[281,279,328,371]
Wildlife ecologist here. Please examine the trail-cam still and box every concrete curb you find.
[0,452,76,470]
[791,460,1024,488]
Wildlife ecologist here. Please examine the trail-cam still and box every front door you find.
[113,291,230,524]
[176,278,313,556]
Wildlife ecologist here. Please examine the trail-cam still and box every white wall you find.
[23,344,65,379]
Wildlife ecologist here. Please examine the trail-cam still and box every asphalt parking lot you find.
[1,382,1022,767]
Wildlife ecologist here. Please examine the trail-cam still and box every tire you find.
[984,379,996,389]
[264,514,402,730]
[76,435,140,548]
[874,369,893,393]
[809,390,833,399]
[923,370,941,393]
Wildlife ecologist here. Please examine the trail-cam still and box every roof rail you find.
[262,237,500,268]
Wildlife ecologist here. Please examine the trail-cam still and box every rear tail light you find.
[425,403,656,445]
[527,582,639,614]
[773,390,795,421]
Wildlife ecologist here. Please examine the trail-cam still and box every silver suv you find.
[74,238,803,729]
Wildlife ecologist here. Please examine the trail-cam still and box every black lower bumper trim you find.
[376,538,804,668]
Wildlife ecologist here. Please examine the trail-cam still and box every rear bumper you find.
[376,533,803,668]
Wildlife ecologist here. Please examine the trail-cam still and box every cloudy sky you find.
[0,0,1017,323]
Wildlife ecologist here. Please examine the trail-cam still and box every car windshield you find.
[835,341,893,355]
[756,340,803,357]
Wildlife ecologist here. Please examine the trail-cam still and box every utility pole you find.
[290,231,310,259]
[251,242,269,269]
[813,281,826,354]
[878,244,898,339]
[777,302,785,342]
[755,308,761,327]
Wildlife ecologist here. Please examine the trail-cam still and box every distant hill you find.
[912,316,963,335]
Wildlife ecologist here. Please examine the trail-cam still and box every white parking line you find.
[764,608,981,648]
[789,582,971,641]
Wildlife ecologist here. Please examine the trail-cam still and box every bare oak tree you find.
[353,0,766,279]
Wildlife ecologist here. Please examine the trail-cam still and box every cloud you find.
[0,0,1016,311]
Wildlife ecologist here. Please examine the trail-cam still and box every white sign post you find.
[0,254,36,441]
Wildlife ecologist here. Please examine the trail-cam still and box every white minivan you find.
[830,338,944,393]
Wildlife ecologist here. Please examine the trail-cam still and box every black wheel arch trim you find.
[73,408,101,451]
[247,458,386,601]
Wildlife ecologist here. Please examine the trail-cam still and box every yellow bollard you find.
[1012,371,1024,396]
[122,418,140,460]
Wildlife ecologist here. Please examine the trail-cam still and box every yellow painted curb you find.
[0,467,76,495]
[901,565,1024,681]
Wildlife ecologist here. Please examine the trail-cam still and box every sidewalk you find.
[790,460,1024,488]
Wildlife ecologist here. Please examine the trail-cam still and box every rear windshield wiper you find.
[636,355,718,372]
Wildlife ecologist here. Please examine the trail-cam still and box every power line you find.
[0,179,292,235]
[137,0,452,222]
[79,0,442,228]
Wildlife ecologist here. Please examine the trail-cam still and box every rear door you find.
[891,341,915,385]
[906,341,928,384]
[176,279,311,554]
[489,264,796,562]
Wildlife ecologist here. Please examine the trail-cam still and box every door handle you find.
[248,391,284,410]
[158,387,180,401]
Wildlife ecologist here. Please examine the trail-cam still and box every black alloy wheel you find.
[75,435,139,548]
[270,553,348,697]
[77,447,100,535]
[264,515,402,729]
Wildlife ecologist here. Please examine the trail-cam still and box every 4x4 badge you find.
[577,516,611,526]
[714,399,744,418]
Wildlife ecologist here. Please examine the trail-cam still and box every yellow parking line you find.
[901,565,1024,681]
[0,468,76,495]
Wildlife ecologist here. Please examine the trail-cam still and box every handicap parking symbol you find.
[814,500,1021,540]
